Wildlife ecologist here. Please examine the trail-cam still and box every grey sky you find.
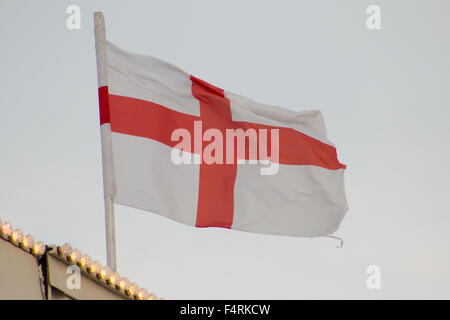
[1,0,449,299]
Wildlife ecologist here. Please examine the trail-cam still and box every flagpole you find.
[94,11,117,271]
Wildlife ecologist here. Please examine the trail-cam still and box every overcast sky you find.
[1,0,449,299]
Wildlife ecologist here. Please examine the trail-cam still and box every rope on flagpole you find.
[322,235,344,248]
[94,11,117,271]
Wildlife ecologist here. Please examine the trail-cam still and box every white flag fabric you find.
[97,41,348,237]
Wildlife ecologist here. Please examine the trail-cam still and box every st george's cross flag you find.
[96,40,348,237]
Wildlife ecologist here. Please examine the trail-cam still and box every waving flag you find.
[96,40,347,237]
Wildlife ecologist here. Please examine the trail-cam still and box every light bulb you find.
[58,242,72,258]
[0,222,13,239]
[69,249,82,263]
[32,241,46,256]
[88,260,101,274]
[99,266,112,280]
[127,282,139,296]
[147,293,158,300]
[108,271,120,287]
[136,288,149,300]
[118,277,130,291]
[22,234,35,250]
[11,229,24,245]
[79,254,92,269]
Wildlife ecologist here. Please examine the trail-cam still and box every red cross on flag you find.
[96,41,348,238]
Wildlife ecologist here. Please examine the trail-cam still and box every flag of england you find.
[96,40,348,238]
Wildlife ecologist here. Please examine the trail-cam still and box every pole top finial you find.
[94,12,105,24]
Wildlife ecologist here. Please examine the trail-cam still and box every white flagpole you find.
[94,12,117,271]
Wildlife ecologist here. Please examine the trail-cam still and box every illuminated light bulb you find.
[99,266,112,281]
[11,229,24,245]
[79,254,92,269]
[0,222,13,239]
[147,293,158,300]
[118,277,130,291]
[58,242,72,258]
[127,282,139,296]
[88,260,101,274]
[32,241,46,256]
[136,288,149,300]
[108,271,120,287]
[22,234,35,250]
[69,249,82,263]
